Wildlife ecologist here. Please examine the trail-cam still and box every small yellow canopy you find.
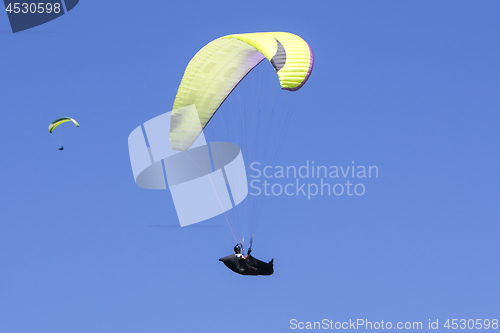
[48,117,79,133]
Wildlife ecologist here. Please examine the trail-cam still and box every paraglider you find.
[169,32,313,275]
[219,244,274,276]
[48,117,79,150]
[170,32,314,151]
[48,117,79,133]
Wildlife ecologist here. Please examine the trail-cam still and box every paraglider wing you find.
[170,32,314,151]
[219,254,274,276]
[48,117,79,133]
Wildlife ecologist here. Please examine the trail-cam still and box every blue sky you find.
[1,1,499,332]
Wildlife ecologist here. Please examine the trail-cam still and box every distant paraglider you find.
[49,117,79,150]
[48,117,79,133]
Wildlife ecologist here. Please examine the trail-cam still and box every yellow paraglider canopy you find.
[48,117,79,133]
[170,32,314,151]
